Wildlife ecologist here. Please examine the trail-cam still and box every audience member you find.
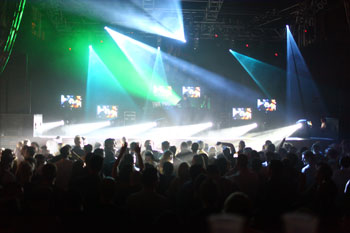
[0,134,349,233]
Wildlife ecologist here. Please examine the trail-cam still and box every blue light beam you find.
[229,50,285,98]
[286,26,326,120]
[61,0,185,42]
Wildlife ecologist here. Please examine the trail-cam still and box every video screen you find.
[61,95,82,108]
[153,86,172,98]
[97,105,118,119]
[182,86,200,98]
[257,99,276,112]
[232,108,252,120]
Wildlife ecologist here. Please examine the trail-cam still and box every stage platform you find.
[0,134,337,154]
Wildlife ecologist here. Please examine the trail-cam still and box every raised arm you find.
[219,142,236,155]
[277,137,286,151]
[111,141,128,179]
[134,143,144,172]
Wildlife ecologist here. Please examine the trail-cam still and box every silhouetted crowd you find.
[1,135,350,233]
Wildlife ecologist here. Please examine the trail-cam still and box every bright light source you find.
[297,123,303,129]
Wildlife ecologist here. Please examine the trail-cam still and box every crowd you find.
[0,135,350,233]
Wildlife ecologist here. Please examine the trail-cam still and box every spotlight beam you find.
[244,123,302,150]
[105,27,180,104]
[286,25,326,121]
[42,120,65,133]
[105,28,259,103]
[86,46,137,117]
[204,123,258,140]
[127,0,176,39]
[160,48,260,100]
[286,27,306,118]
[90,122,157,138]
[229,50,285,99]
[141,122,213,139]
[62,121,111,137]
[61,0,185,42]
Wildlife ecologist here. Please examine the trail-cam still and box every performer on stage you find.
[200,94,211,110]
[177,93,192,124]
[178,93,191,109]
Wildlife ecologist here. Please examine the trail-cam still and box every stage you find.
[0,119,336,153]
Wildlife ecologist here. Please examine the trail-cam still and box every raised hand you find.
[134,143,141,155]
